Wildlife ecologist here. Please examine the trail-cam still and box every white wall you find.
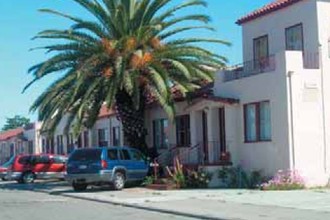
[316,0,330,179]
[215,51,291,176]
[242,0,319,62]
[285,51,326,185]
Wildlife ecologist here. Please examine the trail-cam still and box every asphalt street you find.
[0,181,195,220]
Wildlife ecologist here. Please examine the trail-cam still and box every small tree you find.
[2,115,30,131]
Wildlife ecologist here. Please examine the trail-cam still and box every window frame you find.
[107,149,119,160]
[153,118,169,149]
[83,130,89,148]
[253,35,269,61]
[112,126,121,146]
[244,101,272,143]
[98,128,108,147]
[119,149,131,160]
[285,23,304,51]
[175,115,191,147]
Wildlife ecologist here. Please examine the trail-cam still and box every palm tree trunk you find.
[115,90,148,155]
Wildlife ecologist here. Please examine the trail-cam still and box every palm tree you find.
[25,0,229,153]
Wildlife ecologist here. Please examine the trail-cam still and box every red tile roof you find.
[98,105,116,119]
[236,0,303,25]
[0,128,24,141]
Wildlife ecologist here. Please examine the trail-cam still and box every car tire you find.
[72,183,88,192]
[1,178,6,181]
[22,172,35,184]
[113,172,125,191]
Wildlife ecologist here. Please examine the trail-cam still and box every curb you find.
[58,193,230,220]
[34,188,231,220]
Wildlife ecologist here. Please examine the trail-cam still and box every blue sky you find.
[0,0,271,128]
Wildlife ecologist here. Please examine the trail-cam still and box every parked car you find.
[8,154,68,184]
[66,147,149,191]
[0,156,15,181]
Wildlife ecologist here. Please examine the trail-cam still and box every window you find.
[98,129,108,147]
[176,115,191,147]
[69,149,102,162]
[130,150,144,161]
[28,141,34,154]
[57,135,64,155]
[112,127,121,146]
[34,155,50,164]
[244,101,272,142]
[108,149,119,160]
[286,24,303,51]
[53,156,67,164]
[153,119,169,149]
[83,131,89,148]
[254,35,269,61]
[119,149,131,160]
[18,156,31,165]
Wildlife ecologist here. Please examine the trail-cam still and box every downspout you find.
[319,44,327,172]
[288,70,296,170]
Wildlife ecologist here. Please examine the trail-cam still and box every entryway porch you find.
[155,97,238,168]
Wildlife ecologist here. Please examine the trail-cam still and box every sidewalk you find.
[2,181,330,220]
[47,186,330,220]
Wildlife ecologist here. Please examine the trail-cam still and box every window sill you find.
[244,140,272,144]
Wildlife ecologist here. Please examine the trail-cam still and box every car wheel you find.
[72,183,88,192]
[22,172,35,184]
[1,178,6,181]
[113,172,125,191]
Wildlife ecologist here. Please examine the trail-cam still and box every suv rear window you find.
[119,150,131,160]
[131,150,144,161]
[69,149,102,162]
[107,149,118,160]
[18,156,31,165]
[53,156,67,164]
[33,155,50,164]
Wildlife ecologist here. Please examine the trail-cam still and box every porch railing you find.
[154,141,231,167]
[224,55,276,82]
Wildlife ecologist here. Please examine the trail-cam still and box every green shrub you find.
[186,170,213,189]
[141,176,155,186]
[218,166,264,189]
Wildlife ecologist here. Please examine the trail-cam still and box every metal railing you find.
[154,141,231,167]
[224,55,276,82]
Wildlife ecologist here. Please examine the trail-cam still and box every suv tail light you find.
[101,160,108,169]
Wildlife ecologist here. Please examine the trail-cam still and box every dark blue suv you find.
[66,147,149,191]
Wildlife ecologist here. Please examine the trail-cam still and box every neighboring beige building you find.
[0,122,42,164]
[38,105,124,155]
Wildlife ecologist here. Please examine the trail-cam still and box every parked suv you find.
[0,156,14,181]
[8,154,67,184]
[66,147,149,191]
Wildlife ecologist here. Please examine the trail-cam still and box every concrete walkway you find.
[45,184,330,220]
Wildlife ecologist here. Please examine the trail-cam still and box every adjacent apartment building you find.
[146,0,330,186]
[1,0,330,186]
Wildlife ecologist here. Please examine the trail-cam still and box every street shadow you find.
[0,180,142,195]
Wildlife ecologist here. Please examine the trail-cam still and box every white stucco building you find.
[216,0,330,186]
[145,0,330,186]
[2,0,330,186]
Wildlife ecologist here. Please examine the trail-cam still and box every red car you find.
[0,157,14,181]
[8,154,67,184]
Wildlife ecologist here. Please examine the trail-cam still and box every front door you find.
[202,111,208,163]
